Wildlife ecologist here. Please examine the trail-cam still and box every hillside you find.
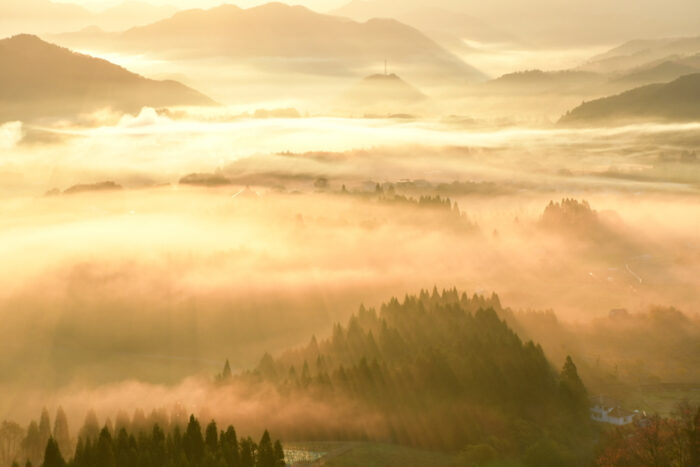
[333,0,700,47]
[485,69,605,95]
[560,73,700,124]
[238,289,593,459]
[581,35,700,74]
[0,34,215,123]
[0,0,176,36]
[342,73,426,107]
[331,2,514,53]
[51,3,486,83]
[614,60,700,85]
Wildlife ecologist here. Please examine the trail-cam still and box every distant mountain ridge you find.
[332,0,700,47]
[0,34,215,123]
[581,35,700,74]
[0,0,177,35]
[485,69,606,95]
[50,3,486,83]
[613,60,700,85]
[331,1,515,53]
[560,73,700,124]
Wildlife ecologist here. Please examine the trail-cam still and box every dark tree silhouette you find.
[41,439,64,467]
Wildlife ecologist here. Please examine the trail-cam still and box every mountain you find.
[0,0,91,36]
[96,2,178,30]
[0,0,177,36]
[0,35,215,123]
[613,60,700,85]
[485,70,605,95]
[332,2,514,50]
[332,0,700,47]
[581,35,700,74]
[560,73,700,125]
[343,73,426,107]
[51,3,486,83]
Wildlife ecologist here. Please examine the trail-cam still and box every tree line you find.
[1,410,284,467]
[223,288,594,463]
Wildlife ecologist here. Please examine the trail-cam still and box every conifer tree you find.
[41,439,64,467]
[38,410,51,452]
[52,407,71,459]
[559,356,588,416]
[78,410,100,443]
[255,431,274,467]
[95,428,116,467]
[183,415,204,464]
[221,426,239,467]
[239,438,255,467]
[273,440,285,467]
[22,421,42,466]
[221,360,232,381]
[205,421,218,454]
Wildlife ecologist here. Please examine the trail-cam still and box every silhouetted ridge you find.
[560,73,700,124]
[0,34,215,122]
[55,2,485,82]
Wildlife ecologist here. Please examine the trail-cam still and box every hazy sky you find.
[55,0,347,12]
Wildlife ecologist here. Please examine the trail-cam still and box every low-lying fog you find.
[1,107,698,424]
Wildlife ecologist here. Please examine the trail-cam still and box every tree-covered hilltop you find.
[3,411,283,467]
[559,73,700,125]
[234,288,593,461]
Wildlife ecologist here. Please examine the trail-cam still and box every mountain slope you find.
[485,70,605,95]
[560,73,700,124]
[581,35,700,74]
[614,60,700,85]
[344,73,426,105]
[332,2,514,51]
[0,0,177,36]
[0,34,215,123]
[243,289,590,452]
[52,3,486,83]
[332,0,700,47]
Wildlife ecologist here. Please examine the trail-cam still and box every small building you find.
[590,397,636,425]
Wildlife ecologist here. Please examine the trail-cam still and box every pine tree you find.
[22,421,43,466]
[239,438,255,467]
[38,409,51,452]
[205,421,218,454]
[221,360,232,381]
[79,410,100,442]
[183,415,204,464]
[95,428,116,467]
[41,439,65,467]
[691,406,700,467]
[559,355,588,416]
[255,431,274,467]
[273,440,285,467]
[221,426,239,467]
[72,438,85,467]
[52,407,71,459]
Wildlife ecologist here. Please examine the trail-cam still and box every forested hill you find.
[236,289,592,458]
[559,73,700,124]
